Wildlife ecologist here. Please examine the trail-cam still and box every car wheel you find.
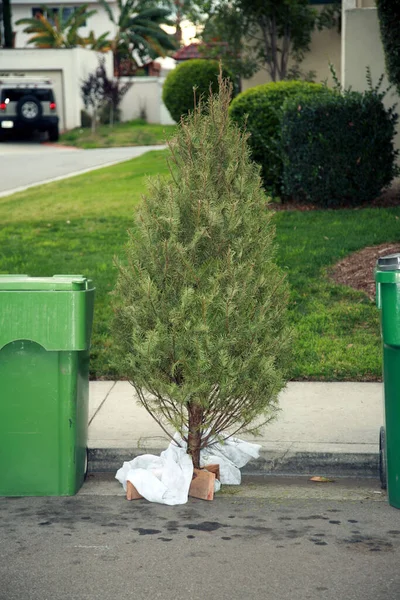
[48,124,59,142]
[17,95,42,124]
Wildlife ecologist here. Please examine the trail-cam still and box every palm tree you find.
[2,0,14,47]
[98,0,177,76]
[83,30,112,52]
[16,4,109,50]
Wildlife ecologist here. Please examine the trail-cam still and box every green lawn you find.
[1,150,398,380]
[59,120,177,149]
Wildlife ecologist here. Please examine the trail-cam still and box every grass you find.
[1,149,399,380]
[275,209,398,380]
[59,119,177,149]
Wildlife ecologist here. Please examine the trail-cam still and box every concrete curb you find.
[88,448,379,479]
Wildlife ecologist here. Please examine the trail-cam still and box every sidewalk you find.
[88,381,384,478]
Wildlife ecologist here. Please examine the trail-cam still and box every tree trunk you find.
[187,402,203,469]
[279,23,291,81]
[174,1,183,44]
[110,103,114,128]
[114,52,120,78]
[91,108,97,134]
[3,0,13,48]
[270,14,277,82]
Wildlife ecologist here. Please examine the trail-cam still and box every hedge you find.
[376,0,400,93]
[229,81,333,195]
[280,89,399,207]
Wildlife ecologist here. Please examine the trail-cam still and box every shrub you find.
[80,109,91,128]
[281,88,399,207]
[162,59,232,123]
[229,80,333,195]
[99,104,121,125]
[113,76,291,469]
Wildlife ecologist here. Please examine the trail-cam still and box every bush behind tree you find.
[113,76,292,468]
[229,80,333,195]
[280,83,399,207]
[376,0,400,94]
[162,59,232,123]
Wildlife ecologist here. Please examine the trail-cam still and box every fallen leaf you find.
[309,476,334,483]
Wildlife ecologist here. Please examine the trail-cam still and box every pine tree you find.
[113,75,291,469]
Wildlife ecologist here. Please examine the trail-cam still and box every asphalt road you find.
[1,476,400,600]
[0,141,165,197]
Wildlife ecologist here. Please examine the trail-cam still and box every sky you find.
[163,20,200,45]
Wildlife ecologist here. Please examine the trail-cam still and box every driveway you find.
[0,142,166,197]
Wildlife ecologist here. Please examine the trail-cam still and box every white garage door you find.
[1,69,65,131]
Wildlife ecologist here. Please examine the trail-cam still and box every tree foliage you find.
[113,75,291,468]
[81,65,105,134]
[16,4,109,50]
[201,0,340,82]
[200,3,258,88]
[376,0,400,94]
[98,0,177,76]
[154,0,203,42]
[99,59,132,125]
[81,58,132,130]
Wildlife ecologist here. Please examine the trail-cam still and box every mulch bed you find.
[271,179,400,299]
[329,243,400,301]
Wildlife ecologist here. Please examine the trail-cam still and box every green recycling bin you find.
[376,254,400,509]
[0,275,95,497]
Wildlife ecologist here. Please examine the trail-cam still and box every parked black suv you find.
[0,77,59,141]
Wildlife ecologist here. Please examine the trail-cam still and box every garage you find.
[0,49,114,133]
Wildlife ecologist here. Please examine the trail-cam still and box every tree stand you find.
[126,464,220,502]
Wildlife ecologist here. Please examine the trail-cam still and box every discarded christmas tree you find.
[113,75,291,469]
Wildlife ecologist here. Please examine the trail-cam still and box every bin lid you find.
[376,254,400,272]
[0,275,92,291]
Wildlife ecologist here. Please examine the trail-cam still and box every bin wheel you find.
[379,426,387,490]
[84,447,89,481]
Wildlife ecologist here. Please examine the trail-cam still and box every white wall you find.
[0,48,174,129]
[120,77,175,125]
[0,48,113,130]
[6,1,177,128]
[342,7,400,152]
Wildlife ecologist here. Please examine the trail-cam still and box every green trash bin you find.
[376,254,400,509]
[0,275,95,497]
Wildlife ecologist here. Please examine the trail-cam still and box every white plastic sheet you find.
[200,437,261,485]
[116,433,261,505]
[116,443,193,506]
